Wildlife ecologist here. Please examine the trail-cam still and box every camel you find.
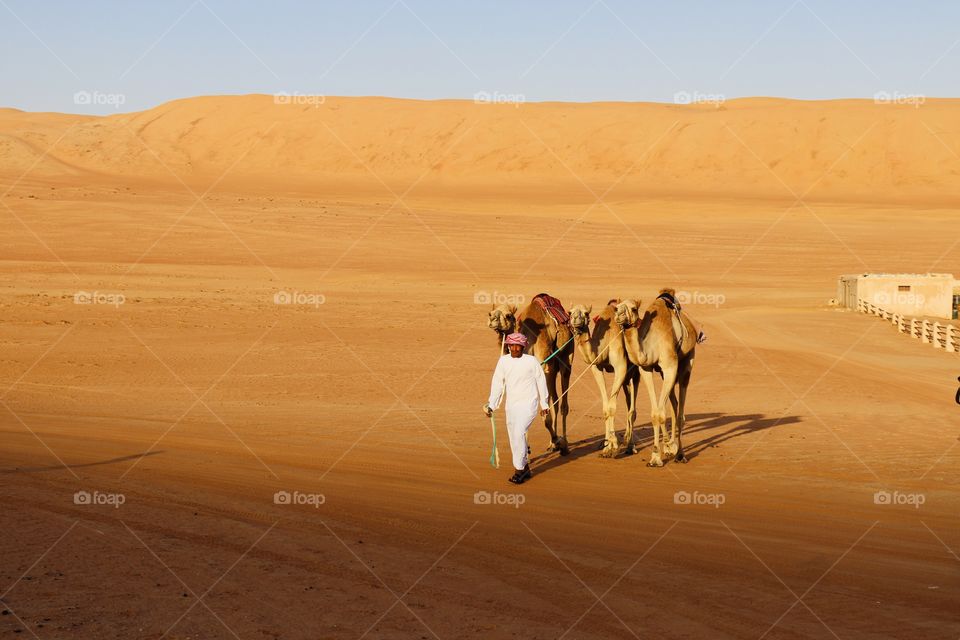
[568,301,644,457]
[614,289,700,467]
[487,302,518,353]
[487,296,574,455]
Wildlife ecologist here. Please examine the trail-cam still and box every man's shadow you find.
[2,450,164,473]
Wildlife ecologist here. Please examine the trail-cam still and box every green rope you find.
[489,414,500,468]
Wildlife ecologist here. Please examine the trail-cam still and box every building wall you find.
[851,276,954,318]
[837,277,858,309]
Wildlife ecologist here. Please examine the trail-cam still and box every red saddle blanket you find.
[532,293,570,326]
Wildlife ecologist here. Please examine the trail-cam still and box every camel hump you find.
[658,287,676,297]
[596,302,616,319]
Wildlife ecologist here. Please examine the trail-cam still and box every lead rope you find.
[491,332,506,468]
[492,322,625,465]
[539,334,574,366]
[489,414,500,468]
[554,326,624,406]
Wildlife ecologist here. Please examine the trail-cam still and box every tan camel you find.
[614,289,699,466]
[487,302,518,353]
[568,301,644,457]
[487,297,573,455]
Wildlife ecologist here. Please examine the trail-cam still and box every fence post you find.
[896,314,905,333]
[933,322,943,349]
[946,326,956,353]
[910,318,919,339]
[922,320,930,344]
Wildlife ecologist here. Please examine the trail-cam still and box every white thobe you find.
[487,353,550,470]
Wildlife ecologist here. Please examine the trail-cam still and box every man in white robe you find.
[484,332,549,484]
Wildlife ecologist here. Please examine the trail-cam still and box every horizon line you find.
[3,91,957,118]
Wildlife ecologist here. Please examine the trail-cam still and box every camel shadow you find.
[532,411,801,472]
[630,412,802,462]
[1,450,164,474]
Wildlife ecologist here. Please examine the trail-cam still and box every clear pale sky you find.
[1,0,958,115]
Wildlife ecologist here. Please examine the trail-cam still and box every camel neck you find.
[621,323,653,367]
[574,329,601,364]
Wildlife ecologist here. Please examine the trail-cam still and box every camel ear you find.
[659,288,675,296]
[585,304,592,314]
[508,304,517,314]
[490,303,496,311]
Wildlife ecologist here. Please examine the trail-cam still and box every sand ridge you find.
[2,95,960,201]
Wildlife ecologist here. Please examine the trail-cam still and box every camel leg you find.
[639,368,663,467]
[589,366,618,457]
[664,385,680,458]
[672,356,693,463]
[602,365,629,458]
[651,363,679,466]
[557,356,572,455]
[619,366,640,455]
[542,366,562,452]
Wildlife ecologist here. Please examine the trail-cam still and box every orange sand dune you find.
[2,96,960,200]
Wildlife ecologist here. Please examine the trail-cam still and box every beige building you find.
[838,273,959,320]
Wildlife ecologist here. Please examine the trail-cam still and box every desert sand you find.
[1,96,958,639]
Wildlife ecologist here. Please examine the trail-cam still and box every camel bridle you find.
[569,310,591,336]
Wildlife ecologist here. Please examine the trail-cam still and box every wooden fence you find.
[857,299,959,353]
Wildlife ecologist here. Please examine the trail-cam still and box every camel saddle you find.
[658,291,707,344]
[657,291,681,311]
[532,293,570,326]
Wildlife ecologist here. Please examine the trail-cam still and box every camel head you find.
[614,299,642,328]
[568,304,592,335]
[487,303,517,336]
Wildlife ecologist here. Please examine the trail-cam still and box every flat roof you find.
[840,273,954,279]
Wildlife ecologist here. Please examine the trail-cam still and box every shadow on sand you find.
[531,412,801,474]
[2,450,164,474]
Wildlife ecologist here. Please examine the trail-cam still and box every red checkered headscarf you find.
[504,332,528,347]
